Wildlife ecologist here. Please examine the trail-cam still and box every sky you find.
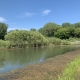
[0,0,80,31]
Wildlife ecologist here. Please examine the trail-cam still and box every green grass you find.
[57,56,80,80]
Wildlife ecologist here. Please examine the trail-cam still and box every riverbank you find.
[0,48,80,80]
[1,37,80,50]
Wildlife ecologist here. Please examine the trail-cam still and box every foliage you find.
[54,28,70,39]
[0,40,10,49]
[66,27,75,38]
[5,30,49,48]
[25,31,49,47]
[0,21,80,48]
[74,28,80,38]
[30,28,37,31]
[39,22,80,39]
[62,22,73,27]
[74,22,80,28]
[39,22,60,37]
[47,37,62,45]
[0,23,8,40]
[5,30,28,48]
[61,40,70,45]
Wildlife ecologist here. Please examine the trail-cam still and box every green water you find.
[0,45,80,74]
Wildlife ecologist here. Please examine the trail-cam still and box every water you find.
[0,45,80,74]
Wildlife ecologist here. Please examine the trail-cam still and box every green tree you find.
[30,28,36,31]
[5,30,49,47]
[62,22,73,27]
[54,28,70,39]
[27,31,49,47]
[0,23,8,40]
[74,28,80,38]
[66,27,75,38]
[74,22,80,28]
[5,30,29,48]
[39,22,60,37]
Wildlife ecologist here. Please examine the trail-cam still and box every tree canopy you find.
[0,23,8,40]
[5,30,48,47]
[39,22,60,37]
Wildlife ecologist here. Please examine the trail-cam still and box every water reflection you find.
[0,45,80,73]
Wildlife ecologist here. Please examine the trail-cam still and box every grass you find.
[57,56,80,80]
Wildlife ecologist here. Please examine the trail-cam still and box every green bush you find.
[47,37,62,45]
[0,40,10,49]
[5,30,49,48]
[61,40,70,45]
[54,28,70,39]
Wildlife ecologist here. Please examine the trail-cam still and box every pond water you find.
[0,45,80,74]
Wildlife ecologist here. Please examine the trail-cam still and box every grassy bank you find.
[57,55,80,80]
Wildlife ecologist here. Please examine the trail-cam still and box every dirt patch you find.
[0,49,80,80]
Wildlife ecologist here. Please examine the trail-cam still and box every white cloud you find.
[42,10,51,16]
[25,12,35,17]
[0,17,6,22]
[20,12,35,18]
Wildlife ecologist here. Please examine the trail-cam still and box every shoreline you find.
[0,43,80,51]
[0,48,80,80]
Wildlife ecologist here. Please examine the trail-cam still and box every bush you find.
[61,40,70,45]
[0,40,10,49]
[47,37,62,45]
[54,28,70,39]
[5,30,49,47]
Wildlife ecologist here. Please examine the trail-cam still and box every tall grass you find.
[57,56,80,80]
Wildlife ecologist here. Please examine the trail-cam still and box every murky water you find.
[0,45,80,74]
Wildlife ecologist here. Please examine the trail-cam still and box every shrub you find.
[47,37,62,45]
[0,40,10,49]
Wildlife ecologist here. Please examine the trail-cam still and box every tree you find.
[5,30,29,47]
[27,31,49,47]
[0,23,8,40]
[74,28,80,38]
[74,22,80,28]
[54,28,70,39]
[65,27,75,38]
[39,22,60,37]
[5,30,49,47]
[30,28,36,31]
[62,22,73,27]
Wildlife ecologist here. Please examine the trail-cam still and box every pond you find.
[0,45,80,74]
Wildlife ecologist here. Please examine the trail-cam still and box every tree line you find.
[39,22,80,39]
[0,22,80,48]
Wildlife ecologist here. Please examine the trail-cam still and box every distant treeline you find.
[0,22,80,48]
[39,22,80,39]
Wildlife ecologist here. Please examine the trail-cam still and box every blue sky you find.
[0,0,80,30]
